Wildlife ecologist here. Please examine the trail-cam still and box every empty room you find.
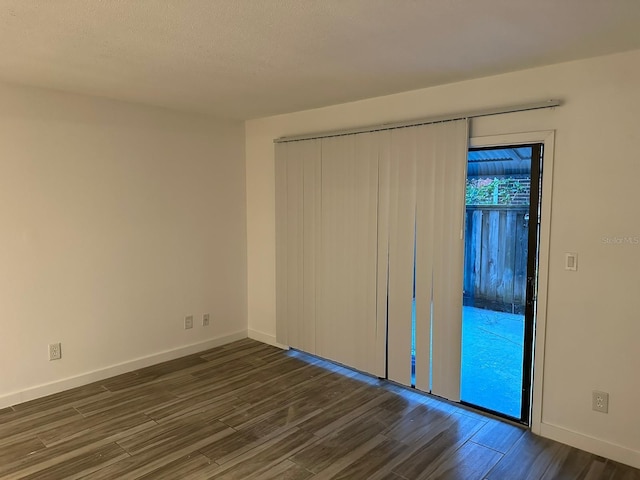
[1,1,639,479]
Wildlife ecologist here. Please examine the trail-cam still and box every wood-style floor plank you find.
[0,407,13,418]
[0,407,81,439]
[424,441,503,480]
[204,427,316,479]
[470,416,526,454]
[600,460,640,479]
[10,384,108,414]
[390,413,487,480]
[0,338,638,480]
[485,431,578,480]
[0,436,47,466]
[18,443,128,480]
[325,437,408,480]
[0,413,154,478]
[291,408,392,474]
[36,411,152,447]
[251,459,314,480]
[134,453,214,480]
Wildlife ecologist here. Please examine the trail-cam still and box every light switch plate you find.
[565,252,578,271]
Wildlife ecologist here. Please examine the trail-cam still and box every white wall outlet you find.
[203,314,210,327]
[592,390,609,413]
[184,315,194,330]
[48,343,62,361]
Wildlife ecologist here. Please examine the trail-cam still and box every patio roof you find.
[468,147,532,177]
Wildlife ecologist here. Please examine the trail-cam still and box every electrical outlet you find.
[592,390,609,413]
[48,343,62,361]
[184,315,194,330]
[203,314,210,327]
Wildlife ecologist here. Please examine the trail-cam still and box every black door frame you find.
[521,142,543,424]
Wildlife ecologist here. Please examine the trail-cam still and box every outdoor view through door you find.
[410,143,543,422]
[460,144,543,423]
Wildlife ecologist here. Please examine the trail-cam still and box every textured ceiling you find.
[1,1,640,119]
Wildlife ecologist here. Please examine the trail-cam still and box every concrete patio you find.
[410,304,525,419]
[461,305,525,418]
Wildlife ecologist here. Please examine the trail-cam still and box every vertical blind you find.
[415,121,468,400]
[317,134,383,374]
[275,139,321,354]
[275,119,469,399]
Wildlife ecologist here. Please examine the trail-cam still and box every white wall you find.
[0,82,247,405]
[246,50,640,467]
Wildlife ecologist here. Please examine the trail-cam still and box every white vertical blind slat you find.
[414,125,437,392]
[386,127,418,386]
[286,154,304,349]
[274,143,288,345]
[375,131,391,377]
[428,120,468,401]
[302,141,321,353]
[275,140,321,351]
[316,133,381,375]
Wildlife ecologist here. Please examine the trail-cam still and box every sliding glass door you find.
[460,144,543,424]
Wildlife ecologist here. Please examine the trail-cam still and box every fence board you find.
[487,210,500,300]
[496,210,507,303]
[505,210,517,307]
[514,210,529,307]
[464,205,529,313]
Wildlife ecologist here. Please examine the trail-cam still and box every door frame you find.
[469,131,555,433]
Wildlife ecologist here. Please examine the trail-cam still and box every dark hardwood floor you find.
[1,339,638,479]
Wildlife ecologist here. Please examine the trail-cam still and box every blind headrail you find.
[274,99,560,143]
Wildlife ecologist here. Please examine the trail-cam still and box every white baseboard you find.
[539,422,640,469]
[0,330,247,409]
[248,328,289,350]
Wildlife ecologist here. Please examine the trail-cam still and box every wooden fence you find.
[463,205,529,313]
